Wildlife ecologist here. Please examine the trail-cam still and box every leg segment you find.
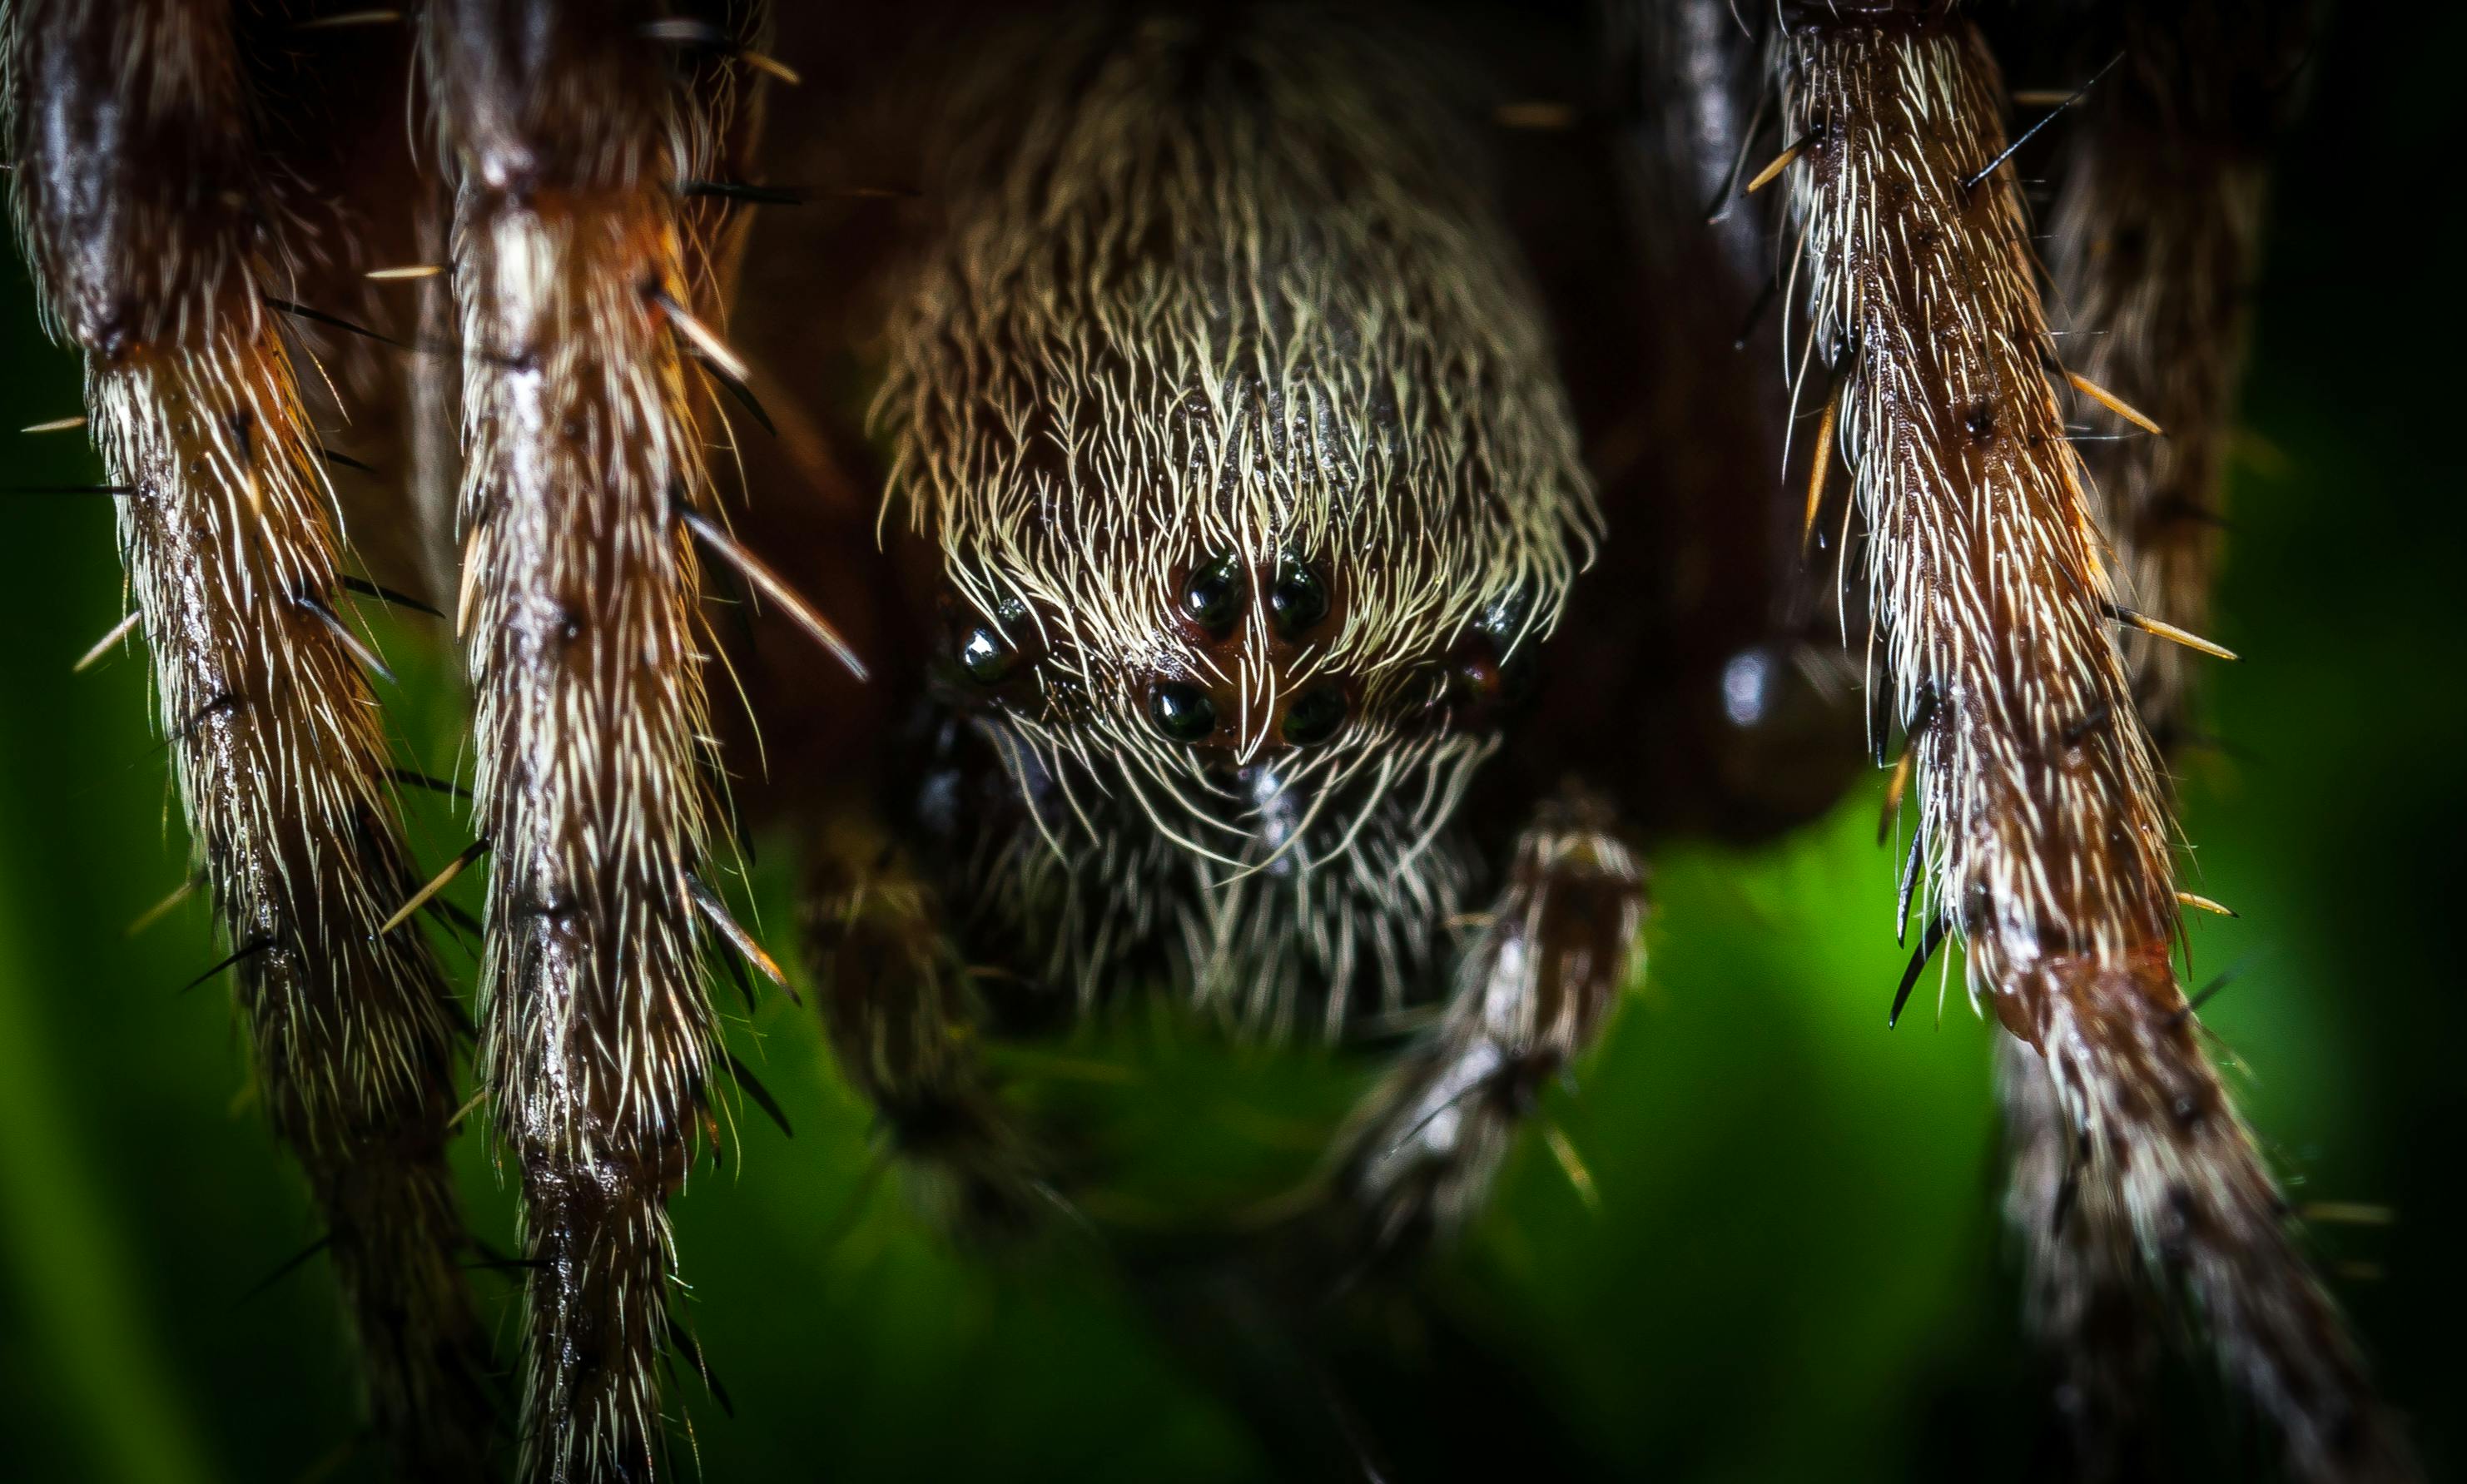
[5,2,491,1474]
[1767,9,2405,1477]
[1340,792,1644,1255]
[2016,4,2312,1464]
[1998,1034,2160,1479]
[2043,1,2303,745]
[422,2,770,1476]
[802,818,1053,1235]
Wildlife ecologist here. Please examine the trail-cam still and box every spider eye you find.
[958,624,1015,684]
[1281,684,1348,747]
[1183,554,1244,633]
[1268,557,1328,637]
[1445,623,1541,720]
[1149,682,1218,742]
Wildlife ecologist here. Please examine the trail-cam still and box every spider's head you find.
[873,10,1597,1028]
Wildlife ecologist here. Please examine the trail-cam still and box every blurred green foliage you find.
[0,13,2457,1482]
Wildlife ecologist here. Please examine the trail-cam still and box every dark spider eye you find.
[958,624,1014,684]
[1281,684,1348,747]
[1149,682,1217,742]
[954,594,1034,686]
[1183,554,1243,633]
[1268,557,1328,636]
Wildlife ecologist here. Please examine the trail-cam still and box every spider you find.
[0,0,2417,1480]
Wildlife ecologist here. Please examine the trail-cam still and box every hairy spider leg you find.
[420,2,784,1477]
[1767,7,2405,1478]
[3,0,493,1473]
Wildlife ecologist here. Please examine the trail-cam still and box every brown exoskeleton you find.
[0,0,2411,1479]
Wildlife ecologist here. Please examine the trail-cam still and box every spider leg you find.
[3,2,493,1474]
[802,820,1054,1235]
[1338,791,1645,1258]
[2040,0,2301,747]
[1991,5,2316,1468]
[419,2,777,1477]
[1996,1031,2167,1478]
[1765,7,2407,1478]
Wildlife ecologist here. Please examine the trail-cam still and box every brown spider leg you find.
[801,819,1055,1236]
[1337,791,1645,1258]
[1768,8,2409,1479]
[3,2,494,1476]
[421,2,775,1477]
[2042,1,2299,747]
[1996,1032,2164,1479]
[1998,6,2312,1469]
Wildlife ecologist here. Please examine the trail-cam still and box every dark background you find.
[0,8,2458,1482]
